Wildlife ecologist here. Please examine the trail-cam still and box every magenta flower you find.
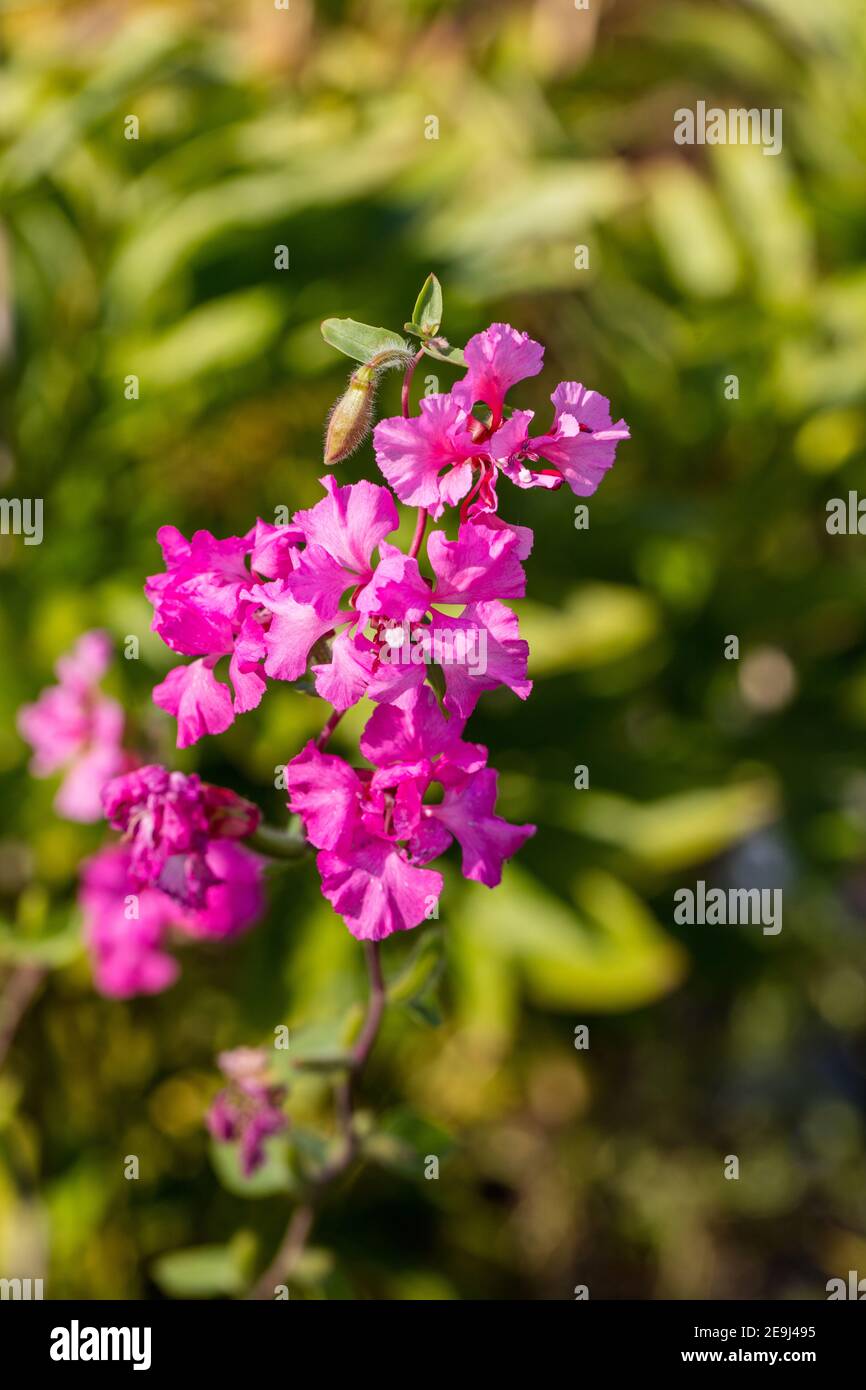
[373,322,628,517]
[255,491,533,719]
[287,687,534,939]
[17,631,129,823]
[503,381,631,498]
[207,1048,287,1177]
[79,844,182,998]
[79,840,264,998]
[101,765,260,909]
[146,519,303,749]
[251,476,399,694]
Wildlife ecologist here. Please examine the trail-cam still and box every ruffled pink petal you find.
[287,741,362,851]
[429,767,535,887]
[428,516,533,605]
[365,649,427,707]
[153,659,235,749]
[452,323,544,422]
[181,841,264,940]
[356,542,432,622]
[528,382,629,497]
[316,834,442,940]
[293,475,398,576]
[285,543,356,617]
[360,684,484,774]
[255,581,340,682]
[432,601,531,719]
[229,612,267,713]
[250,519,304,579]
[373,395,480,518]
[313,631,375,711]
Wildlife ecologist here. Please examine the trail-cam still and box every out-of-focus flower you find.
[79,840,265,998]
[101,765,260,909]
[207,1047,287,1177]
[17,631,129,821]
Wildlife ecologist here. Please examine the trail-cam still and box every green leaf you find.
[365,1108,455,1179]
[411,273,443,335]
[320,317,408,364]
[151,1242,247,1298]
[292,1247,335,1287]
[269,1016,355,1078]
[421,339,466,368]
[209,1136,296,1198]
[0,915,83,968]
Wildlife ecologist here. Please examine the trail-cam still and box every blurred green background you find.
[1,0,866,1300]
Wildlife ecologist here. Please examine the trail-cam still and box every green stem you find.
[245,824,307,859]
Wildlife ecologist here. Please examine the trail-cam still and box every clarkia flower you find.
[101,765,260,909]
[79,840,264,998]
[287,687,534,939]
[17,631,129,822]
[207,1047,288,1177]
[256,490,533,718]
[146,519,303,749]
[373,322,629,517]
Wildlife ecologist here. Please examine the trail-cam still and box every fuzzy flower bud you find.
[324,363,377,466]
[324,349,415,466]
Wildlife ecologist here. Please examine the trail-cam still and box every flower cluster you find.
[16,633,265,997]
[287,686,534,939]
[135,320,628,940]
[206,1047,288,1177]
[373,322,629,518]
[17,630,129,822]
[16,299,628,1204]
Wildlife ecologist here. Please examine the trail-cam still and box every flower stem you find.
[315,708,344,751]
[400,347,425,418]
[250,941,386,1299]
[408,507,428,560]
[245,824,307,859]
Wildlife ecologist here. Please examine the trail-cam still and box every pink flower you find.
[146,519,302,749]
[79,843,182,998]
[252,476,399,687]
[257,492,533,718]
[101,765,260,909]
[452,321,545,424]
[358,516,534,718]
[17,631,129,822]
[373,322,628,516]
[207,1047,287,1177]
[286,687,533,938]
[504,381,630,498]
[79,840,265,998]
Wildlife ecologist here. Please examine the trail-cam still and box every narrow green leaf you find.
[320,317,408,363]
[411,274,443,335]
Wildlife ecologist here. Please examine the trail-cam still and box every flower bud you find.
[324,363,376,466]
